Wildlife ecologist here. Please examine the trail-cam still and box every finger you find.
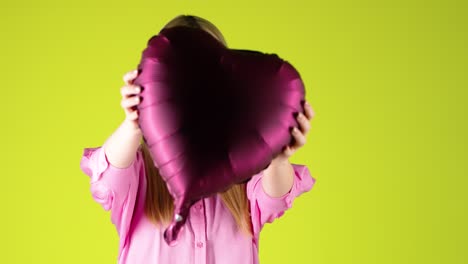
[123,69,139,85]
[303,101,315,120]
[123,105,138,120]
[283,145,295,157]
[296,112,311,134]
[126,109,139,121]
[121,96,141,109]
[121,84,141,98]
[291,127,306,147]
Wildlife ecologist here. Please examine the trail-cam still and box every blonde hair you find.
[142,14,252,237]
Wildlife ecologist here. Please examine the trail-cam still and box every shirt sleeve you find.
[79,145,143,236]
[247,163,316,235]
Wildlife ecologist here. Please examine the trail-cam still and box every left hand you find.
[275,100,315,160]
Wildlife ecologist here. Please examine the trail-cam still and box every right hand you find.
[121,69,142,132]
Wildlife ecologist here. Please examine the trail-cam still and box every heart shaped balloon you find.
[133,26,306,246]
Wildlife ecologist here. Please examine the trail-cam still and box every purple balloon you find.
[133,26,306,246]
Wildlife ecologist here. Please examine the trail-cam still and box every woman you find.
[80,14,316,264]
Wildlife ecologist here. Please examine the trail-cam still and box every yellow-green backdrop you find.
[2,0,467,263]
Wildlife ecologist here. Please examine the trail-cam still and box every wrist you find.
[272,154,290,166]
[122,119,143,136]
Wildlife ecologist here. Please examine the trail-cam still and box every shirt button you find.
[195,204,202,210]
[196,242,204,248]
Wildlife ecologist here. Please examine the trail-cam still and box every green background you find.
[2,0,467,263]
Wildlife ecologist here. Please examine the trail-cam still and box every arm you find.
[102,119,142,169]
[262,100,315,197]
[79,70,144,241]
[102,69,143,169]
[80,122,143,239]
[262,157,295,197]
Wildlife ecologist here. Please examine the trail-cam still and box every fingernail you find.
[135,87,141,93]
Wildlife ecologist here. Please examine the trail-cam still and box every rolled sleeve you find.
[79,146,141,234]
[247,163,316,235]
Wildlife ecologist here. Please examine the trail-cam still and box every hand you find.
[120,69,142,132]
[276,100,315,160]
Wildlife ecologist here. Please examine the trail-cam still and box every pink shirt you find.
[80,145,316,264]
